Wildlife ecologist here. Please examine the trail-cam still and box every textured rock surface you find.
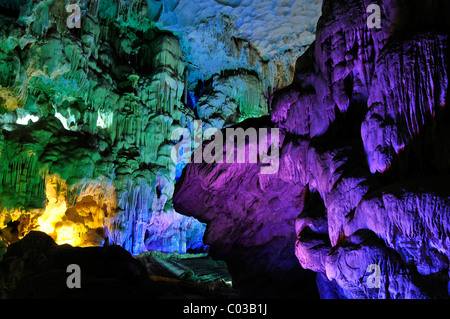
[174,118,319,298]
[0,0,210,255]
[362,33,448,173]
[0,0,320,297]
[291,0,450,299]
[197,70,268,128]
[173,0,450,299]
[2,0,450,300]
[150,0,323,89]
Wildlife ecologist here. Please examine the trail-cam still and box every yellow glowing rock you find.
[37,175,68,241]
[0,86,20,111]
[35,174,116,247]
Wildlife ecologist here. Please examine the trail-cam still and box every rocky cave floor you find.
[0,231,239,299]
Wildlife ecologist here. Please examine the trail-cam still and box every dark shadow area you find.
[0,231,239,299]
[0,0,20,19]
[386,0,450,36]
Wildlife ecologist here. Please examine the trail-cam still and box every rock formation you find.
[173,0,450,299]
[0,0,211,255]
[0,0,323,297]
[1,0,450,300]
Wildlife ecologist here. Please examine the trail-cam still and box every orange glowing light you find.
[36,175,70,244]
[56,225,81,246]
[34,174,116,247]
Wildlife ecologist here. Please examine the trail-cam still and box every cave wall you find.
[2,0,449,300]
[0,0,210,255]
[0,0,323,261]
[173,0,450,299]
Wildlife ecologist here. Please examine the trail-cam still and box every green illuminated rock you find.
[0,0,273,254]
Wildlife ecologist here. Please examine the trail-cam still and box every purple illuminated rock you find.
[271,0,390,138]
[344,177,450,276]
[291,0,450,299]
[362,34,448,173]
[175,0,450,299]
[173,120,319,298]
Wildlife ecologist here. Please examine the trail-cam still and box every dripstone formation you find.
[1,0,450,299]
[174,0,450,299]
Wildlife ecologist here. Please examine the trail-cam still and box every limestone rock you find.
[197,70,268,128]
[173,119,319,298]
[174,0,450,299]
[0,0,207,256]
[362,34,448,173]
